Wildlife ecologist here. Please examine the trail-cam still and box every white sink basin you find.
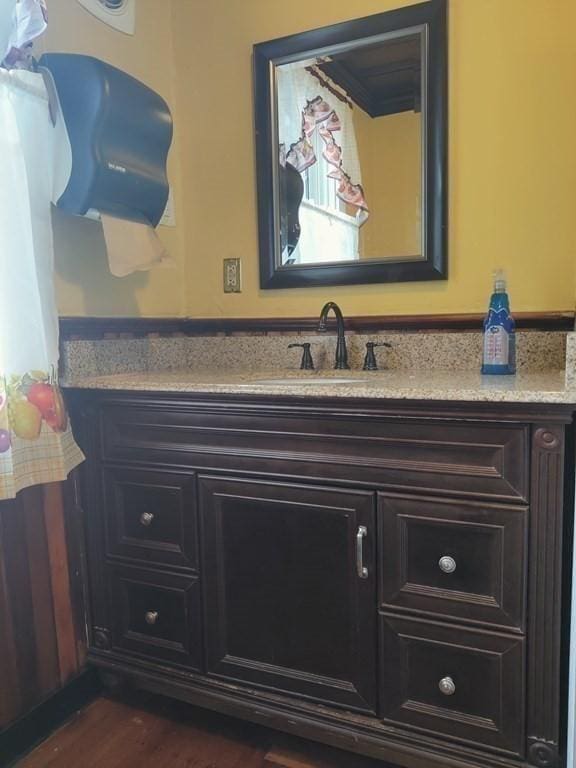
[239,377,369,386]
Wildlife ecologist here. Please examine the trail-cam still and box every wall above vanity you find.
[45,0,576,319]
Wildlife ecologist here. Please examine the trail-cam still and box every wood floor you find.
[16,693,395,768]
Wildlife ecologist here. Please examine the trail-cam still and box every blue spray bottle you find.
[481,270,516,375]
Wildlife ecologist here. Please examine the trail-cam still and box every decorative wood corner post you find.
[527,425,567,768]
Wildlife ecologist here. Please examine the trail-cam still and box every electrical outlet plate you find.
[223,258,242,293]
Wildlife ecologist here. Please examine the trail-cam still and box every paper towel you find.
[101,214,172,278]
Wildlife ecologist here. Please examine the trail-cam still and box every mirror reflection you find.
[277,31,423,267]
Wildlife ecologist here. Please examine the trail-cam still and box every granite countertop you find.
[64,368,576,404]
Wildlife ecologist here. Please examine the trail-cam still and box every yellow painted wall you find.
[47,0,576,318]
[355,109,422,259]
[173,0,576,318]
[39,0,187,317]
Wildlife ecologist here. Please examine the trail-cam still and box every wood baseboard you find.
[59,312,575,340]
[0,669,100,767]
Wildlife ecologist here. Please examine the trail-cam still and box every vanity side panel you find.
[68,395,111,652]
[526,424,568,768]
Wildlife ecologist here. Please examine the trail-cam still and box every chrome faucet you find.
[318,301,350,370]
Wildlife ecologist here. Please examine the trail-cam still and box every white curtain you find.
[0,1,17,60]
[0,68,84,500]
[1,0,46,66]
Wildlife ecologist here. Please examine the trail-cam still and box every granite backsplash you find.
[60,330,569,382]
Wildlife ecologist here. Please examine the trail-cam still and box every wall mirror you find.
[254,0,447,289]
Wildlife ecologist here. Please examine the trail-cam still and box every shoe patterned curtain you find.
[0,4,84,500]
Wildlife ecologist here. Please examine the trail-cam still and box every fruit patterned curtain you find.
[0,66,84,500]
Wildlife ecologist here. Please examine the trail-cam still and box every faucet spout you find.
[318,302,350,370]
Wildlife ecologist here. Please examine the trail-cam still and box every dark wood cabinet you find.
[200,476,376,712]
[67,390,574,768]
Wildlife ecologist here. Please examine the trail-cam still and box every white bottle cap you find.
[494,269,506,293]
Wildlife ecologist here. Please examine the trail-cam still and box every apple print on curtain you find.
[0,67,84,500]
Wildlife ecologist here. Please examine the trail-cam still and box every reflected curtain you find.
[276,63,367,214]
[0,68,84,500]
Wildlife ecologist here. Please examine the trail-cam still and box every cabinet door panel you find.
[200,477,376,713]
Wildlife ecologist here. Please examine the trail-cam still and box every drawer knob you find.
[439,555,457,574]
[140,512,154,527]
[439,676,456,696]
[145,611,159,626]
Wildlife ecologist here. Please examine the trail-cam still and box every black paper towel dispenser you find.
[39,53,173,227]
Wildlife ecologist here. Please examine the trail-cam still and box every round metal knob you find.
[439,555,457,574]
[140,512,154,527]
[439,677,456,696]
[145,611,159,626]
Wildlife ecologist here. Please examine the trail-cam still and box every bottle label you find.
[484,326,509,366]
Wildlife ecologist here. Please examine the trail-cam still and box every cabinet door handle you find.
[145,611,159,626]
[356,526,368,579]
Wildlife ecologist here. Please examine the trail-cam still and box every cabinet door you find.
[200,476,376,713]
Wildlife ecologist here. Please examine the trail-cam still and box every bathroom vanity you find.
[66,370,575,768]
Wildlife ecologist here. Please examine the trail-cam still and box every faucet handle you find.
[363,342,392,371]
[288,343,314,370]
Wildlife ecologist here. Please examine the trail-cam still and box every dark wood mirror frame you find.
[254,0,447,290]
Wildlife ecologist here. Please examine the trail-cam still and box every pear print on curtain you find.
[0,67,84,500]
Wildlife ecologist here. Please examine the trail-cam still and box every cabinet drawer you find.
[379,494,527,630]
[380,615,525,756]
[101,403,528,501]
[106,565,202,669]
[104,467,198,570]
